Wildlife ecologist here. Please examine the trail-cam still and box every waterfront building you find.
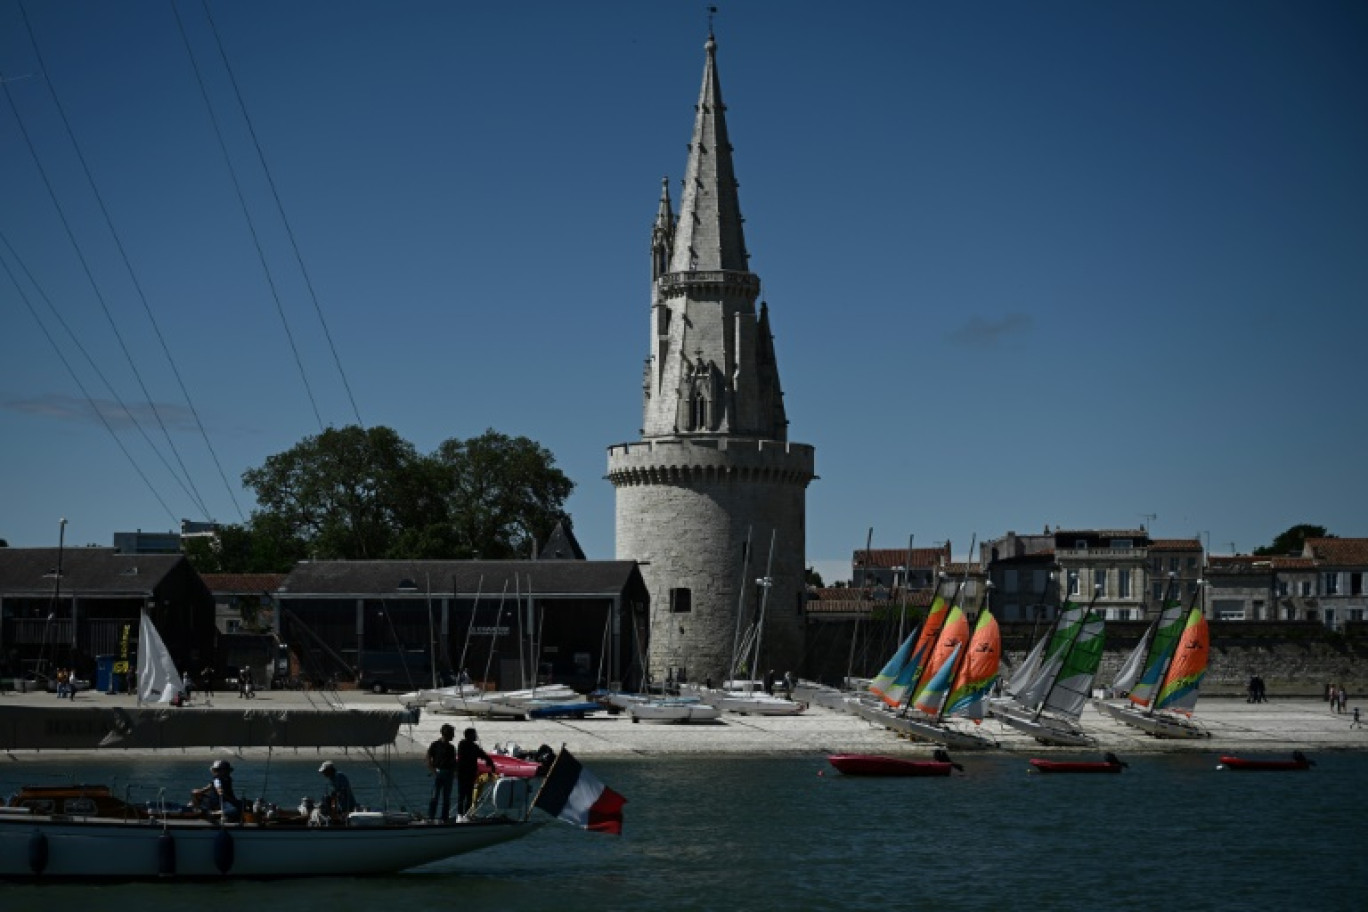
[607,32,816,684]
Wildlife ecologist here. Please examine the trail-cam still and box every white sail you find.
[1004,633,1047,696]
[137,610,182,704]
[1110,626,1152,694]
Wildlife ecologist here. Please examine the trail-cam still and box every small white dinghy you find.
[629,700,722,723]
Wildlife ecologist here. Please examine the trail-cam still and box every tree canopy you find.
[1253,524,1331,556]
[188,426,575,572]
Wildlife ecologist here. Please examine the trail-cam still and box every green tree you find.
[1253,524,1330,557]
[432,429,574,559]
[182,522,307,574]
[235,425,574,563]
[241,425,438,560]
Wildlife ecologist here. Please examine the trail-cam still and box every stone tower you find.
[607,32,816,685]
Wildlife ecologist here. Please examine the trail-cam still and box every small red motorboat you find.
[828,748,962,777]
[1028,752,1127,774]
[1217,751,1314,771]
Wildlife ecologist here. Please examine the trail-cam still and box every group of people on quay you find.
[1327,682,1351,713]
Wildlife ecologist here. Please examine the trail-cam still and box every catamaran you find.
[870,604,1000,749]
[1093,585,1211,739]
[990,585,1105,746]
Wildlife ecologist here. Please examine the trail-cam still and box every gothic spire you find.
[651,176,675,281]
[668,33,749,274]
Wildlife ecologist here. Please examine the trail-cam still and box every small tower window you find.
[670,588,692,614]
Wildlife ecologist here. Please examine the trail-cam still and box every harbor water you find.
[3,751,1364,911]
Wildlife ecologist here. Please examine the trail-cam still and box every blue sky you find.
[2,1,1365,583]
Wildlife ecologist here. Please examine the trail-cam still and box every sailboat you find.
[846,575,952,723]
[990,585,1106,746]
[1093,584,1211,739]
[706,532,806,716]
[869,605,1000,750]
[1099,575,1186,704]
[0,614,549,879]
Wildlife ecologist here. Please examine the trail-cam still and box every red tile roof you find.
[1304,538,1368,565]
[1149,539,1203,551]
[852,546,951,568]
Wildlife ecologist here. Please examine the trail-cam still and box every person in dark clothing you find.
[456,726,492,821]
[319,760,356,816]
[426,723,457,821]
[191,759,242,821]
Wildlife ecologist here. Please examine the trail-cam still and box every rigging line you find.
[199,0,365,430]
[169,0,325,433]
[0,228,200,520]
[17,0,244,523]
[2,250,180,525]
[0,70,213,520]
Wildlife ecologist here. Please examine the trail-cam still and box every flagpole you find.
[524,742,566,821]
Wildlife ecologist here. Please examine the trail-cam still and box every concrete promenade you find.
[2,684,1365,762]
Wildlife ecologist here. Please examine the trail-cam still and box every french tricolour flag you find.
[533,748,626,835]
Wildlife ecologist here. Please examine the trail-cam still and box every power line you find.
[200,0,365,431]
[2,248,180,526]
[0,83,214,519]
[170,0,326,433]
[16,0,245,523]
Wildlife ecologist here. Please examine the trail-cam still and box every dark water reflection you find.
[2,751,1364,911]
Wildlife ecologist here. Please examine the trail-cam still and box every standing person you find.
[318,761,356,817]
[456,727,492,821]
[426,723,457,822]
[201,666,215,698]
[1338,686,1348,714]
[239,664,254,698]
[783,670,794,699]
[764,668,775,696]
[1329,684,1338,713]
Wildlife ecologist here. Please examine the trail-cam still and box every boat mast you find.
[455,574,485,685]
[898,533,914,644]
[1030,582,1103,723]
[846,526,874,686]
[425,574,438,690]
[751,530,777,692]
[727,526,754,686]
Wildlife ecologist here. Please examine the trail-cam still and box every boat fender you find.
[157,831,176,877]
[213,827,234,874]
[28,829,48,875]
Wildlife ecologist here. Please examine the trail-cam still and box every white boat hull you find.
[991,706,1096,747]
[851,701,994,749]
[630,702,722,723]
[1093,699,1210,739]
[709,696,806,716]
[0,813,541,880]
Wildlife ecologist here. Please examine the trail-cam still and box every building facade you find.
[607,32,816,684]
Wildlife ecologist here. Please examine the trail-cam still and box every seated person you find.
[318,760,356,817]
[191,759,242,821]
